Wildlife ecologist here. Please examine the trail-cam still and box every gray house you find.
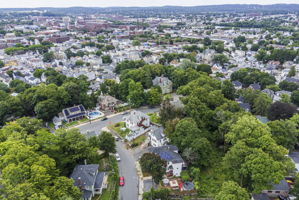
[149,127,168,147]
[70,164,107,200]
[152,76,173,94]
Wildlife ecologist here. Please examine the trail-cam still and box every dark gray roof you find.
[70,164,99,188]
[289,151,299,163]
[148,145,183,164]
[272,180,289,191]
[183,181,195,191]
[95,172,106,189]
[252,194,270,200]
[285,77,299,85]
[232,80,242,87]
[249,83,261,90]
[82,190,92,199]
[151,127,164,140]
[256,115,269,124]
[239,102,251,111]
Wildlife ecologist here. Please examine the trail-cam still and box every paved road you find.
[77,107,159,135]
[116,140,139,200]
[76,106,159,200]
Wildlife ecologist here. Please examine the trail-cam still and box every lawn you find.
[147,112,161,124]
[63,117,89,128]
[108,122,130,138]
[131,134,147,147]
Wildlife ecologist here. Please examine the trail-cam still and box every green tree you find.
[224,115,291,192]
[197,64,212,74]
[75,60,84,66]
[0,60,5,67]
[143,188,170,200]
[102,55,112,64]
[280,94,291,103]
[42,51,55,62]
[146,88,162,106]
[213,54,229,66]
[98,131,116,156]
[268,119,298,150]
[253,93,272,116]
[279,81,298,92]
[288,66,296,77]
[203,37,212,46]
[33,69,45,79]
[127,80,145,107]
[132,40,141,46]
[221,80,236,100]
[34,99,60,121]
[140,153,166,184]
[215,181,249,200]
[291,90,299,106]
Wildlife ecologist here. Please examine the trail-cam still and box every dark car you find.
[101,117,108,121]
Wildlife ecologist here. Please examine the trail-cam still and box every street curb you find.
[136,161,144,200]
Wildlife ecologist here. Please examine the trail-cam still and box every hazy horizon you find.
[0,0,298,9]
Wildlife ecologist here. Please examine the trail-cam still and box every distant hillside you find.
[0,4,298,16]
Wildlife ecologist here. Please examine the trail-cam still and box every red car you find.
[119,176,125,186]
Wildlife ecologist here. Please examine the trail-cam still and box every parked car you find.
[101,117,108,121]
[119,176,125,186]
[122,111,129,115]
[114,136,120,141]
[115,153,121,161]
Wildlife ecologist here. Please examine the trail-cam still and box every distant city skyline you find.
[0,0,298,8]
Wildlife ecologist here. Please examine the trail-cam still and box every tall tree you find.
[215,181,249,200]
[140,153,166,184]
[252,93,272,116]
[98,131,116,156]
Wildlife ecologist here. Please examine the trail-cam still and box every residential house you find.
[62,105,87,123]
[289,151,299,172]
[70,164,107,200]
[262,180,290,199]
[251,194,270,200]
[232,80,242,90]
[236,97,251,112]
[148,145,185,177]
[249,83,261,90]
[262,89,275,100]
[98,95,120,111]
[148,127,168,147]
[152,76,173,94]
[124,110,150,141]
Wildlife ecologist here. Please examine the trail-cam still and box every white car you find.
[115,153,121,161]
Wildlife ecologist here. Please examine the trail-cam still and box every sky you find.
[0,0,298,8]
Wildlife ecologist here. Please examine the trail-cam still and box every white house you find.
[148,145,185,177]
[152,76,173,94]
[148,127,168,147]
[124,110,150,141]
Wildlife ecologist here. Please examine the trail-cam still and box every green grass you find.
[147,112,161,124]
[131,134,147,147]
[64,118,89,128]
[108,122,130,138]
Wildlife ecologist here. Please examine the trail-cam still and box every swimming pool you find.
[87,111,104,120]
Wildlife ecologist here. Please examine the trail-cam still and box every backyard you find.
[108,121,130,138]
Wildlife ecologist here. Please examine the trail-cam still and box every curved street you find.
[76,107,159,200]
